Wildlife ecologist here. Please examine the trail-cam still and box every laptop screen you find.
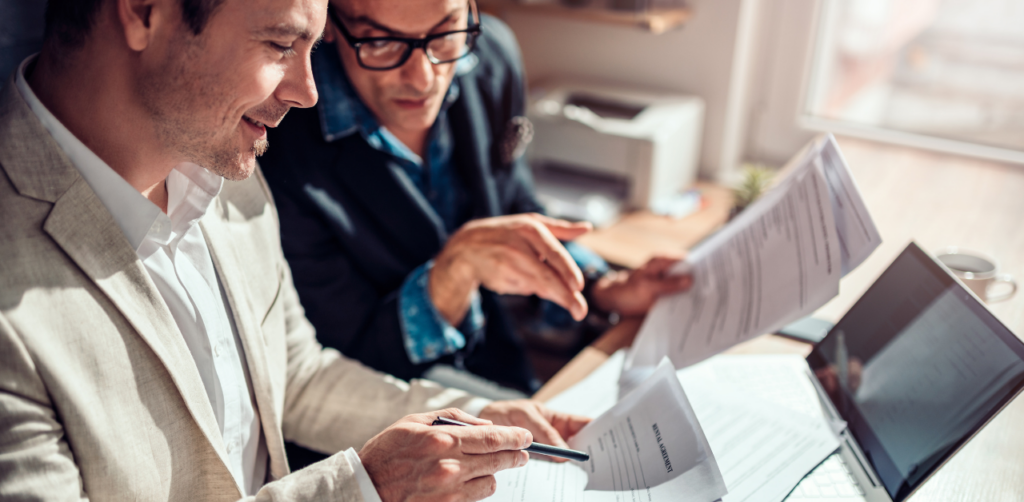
[807,242,1024,501]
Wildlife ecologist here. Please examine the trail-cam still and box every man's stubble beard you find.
[137,32,277,181]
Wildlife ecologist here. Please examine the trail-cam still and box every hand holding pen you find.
[359,409,534,502]
[476,399,592,463]
[432,416,590,462]
[358,405,592,502]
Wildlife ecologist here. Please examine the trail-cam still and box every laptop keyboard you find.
[786,453,866,501]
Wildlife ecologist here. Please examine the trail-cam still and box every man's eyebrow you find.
[256,24,317,42]
[343,10,458,37]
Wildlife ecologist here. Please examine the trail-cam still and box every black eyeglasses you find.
[328,3,482,71]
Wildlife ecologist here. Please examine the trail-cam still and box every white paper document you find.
[627,152,840,371]
[536,353,842,502]
[625,134,879,373]
[793,136,882,275]
[676,354,828,421]
[487,358,727,502]
[546,350,626,421]
[678,358,842,502]
[681,393,838,502]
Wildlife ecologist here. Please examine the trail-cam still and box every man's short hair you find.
[44,0,225,49]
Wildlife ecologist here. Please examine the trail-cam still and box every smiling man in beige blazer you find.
[0,0,590,500]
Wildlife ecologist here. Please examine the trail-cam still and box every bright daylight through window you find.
[805,0,1024,154]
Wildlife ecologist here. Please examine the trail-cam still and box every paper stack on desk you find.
[486,357,728,502]
[625,134,882,375]
[677,356,842,502]
[521,351,840,502]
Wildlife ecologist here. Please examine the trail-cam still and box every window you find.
[802,0,1024,162]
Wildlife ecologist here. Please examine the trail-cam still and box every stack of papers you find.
[625,134,881,374]
[490,352,840,502]
[486,135,880,502]
[678,356,843,502]
[488,357,726,502]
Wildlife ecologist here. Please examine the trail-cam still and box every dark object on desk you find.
[775,316,834,344]
[432,416,591,462]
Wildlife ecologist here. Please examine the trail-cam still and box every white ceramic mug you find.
[936,247,1017,303]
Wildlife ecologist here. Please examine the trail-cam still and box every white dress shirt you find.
[16,56,381,501]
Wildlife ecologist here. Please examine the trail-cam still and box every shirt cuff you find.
[564,241,609,277]
[344,448,383,502]
[398,260,485,364]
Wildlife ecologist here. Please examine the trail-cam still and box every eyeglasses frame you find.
[327,2,482,71]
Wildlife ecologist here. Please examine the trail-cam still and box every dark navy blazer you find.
[259,16,543,393]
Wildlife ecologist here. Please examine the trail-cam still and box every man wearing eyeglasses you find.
[259,0,692,461]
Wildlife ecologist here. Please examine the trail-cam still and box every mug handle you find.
[987,274,1018,303]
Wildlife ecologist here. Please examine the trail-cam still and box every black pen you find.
[431,416,590,462]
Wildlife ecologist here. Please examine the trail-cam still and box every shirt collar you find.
[313,43,478,145]
[15,55,223,251]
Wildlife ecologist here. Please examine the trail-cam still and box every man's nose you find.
[279,52,319,109]
[401,48,435,94]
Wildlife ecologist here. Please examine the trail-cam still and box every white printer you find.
[527,81,705,218]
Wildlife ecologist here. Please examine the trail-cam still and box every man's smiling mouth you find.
[242,115,266,128]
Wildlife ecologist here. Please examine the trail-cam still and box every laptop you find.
[789,241,1024,501]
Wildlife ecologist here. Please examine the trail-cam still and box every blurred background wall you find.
[1,1,46,82]
[501,0,825,181]
[5,0,1021,178]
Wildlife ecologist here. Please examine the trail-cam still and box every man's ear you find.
[118,0,174,51]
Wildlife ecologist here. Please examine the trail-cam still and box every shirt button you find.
[213,345,221,357]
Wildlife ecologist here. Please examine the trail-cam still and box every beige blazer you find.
[0,76,480,501]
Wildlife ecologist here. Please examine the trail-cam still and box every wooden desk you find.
[575,182,734,270]
[535,136,1024,501]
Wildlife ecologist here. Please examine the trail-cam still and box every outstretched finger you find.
[457,425,533,455]
[508,251,588,320]
[515,222,584,291]
[520,406,571,450]
[548,411,592,442]
[528,213,593,241]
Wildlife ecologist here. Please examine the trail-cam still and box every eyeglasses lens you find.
[358,40,409,69]
[357,32,474,69]
[426,32,470,63]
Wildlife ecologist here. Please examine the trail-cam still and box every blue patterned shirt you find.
[313,44,610,364]
[313,43,484,364]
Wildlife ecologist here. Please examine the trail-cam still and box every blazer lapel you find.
[200,200,287,480]
[45,181,233,460]
[0,77,233,477]
[332,141,447,264]
[450,79,502,219]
